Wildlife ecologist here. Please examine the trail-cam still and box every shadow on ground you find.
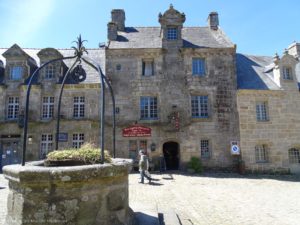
[135,212,159,225]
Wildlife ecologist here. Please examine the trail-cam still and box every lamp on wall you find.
[150,143,156,152]
[28,136,33,144]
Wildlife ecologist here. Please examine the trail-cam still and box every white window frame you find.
[42,97,54,119]
[45,64,55,79]
[40,134,53,159]
[142,59,154,76]
[10,66,23,80]
[200,139,210,158]
[72,133,84,149]
[191,95,209,118]
[140,96,158,120]
[283,67,292,80]
[7,97,19,119]
[192,58,206,76]
[255,145,268,163]
[73,96,85,118]
[256,102,268,121]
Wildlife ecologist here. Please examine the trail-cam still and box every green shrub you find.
[46,143,111,164]
[187,157,203,174]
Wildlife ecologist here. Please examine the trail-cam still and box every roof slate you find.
[108,27,234,49]
[236,54,280,90]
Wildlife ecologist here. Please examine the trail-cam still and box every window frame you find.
[129,140,148,161]
[191,95,209,118]
[255,144,268,163]
[200,139,211,159]
[40,134,53,159]
[45,64,55,79]
[167,27,178,40]
[72,133,84,149]
[142,59,154,76]
[282,66,293,80]
[7,96,19,120]
[10,66,23,80]
[73,96,85,118]
[140,96,158,120]
[42,96,54,119]
[288,148,300,164]
[192,58,206,76]
[256,102,269,122]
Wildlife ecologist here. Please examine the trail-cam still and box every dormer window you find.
[10,66,23,80]
[167,27,178,40]
[283,67,292,80]
[45,64,55,79]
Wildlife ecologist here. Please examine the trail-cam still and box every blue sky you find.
[0,0,299,56]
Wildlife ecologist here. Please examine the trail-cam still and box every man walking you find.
[139,150,151,184]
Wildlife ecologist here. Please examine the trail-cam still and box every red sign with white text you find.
[122,125,151,137]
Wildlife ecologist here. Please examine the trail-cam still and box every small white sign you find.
[2,154,6,159]
[231,144,240,155]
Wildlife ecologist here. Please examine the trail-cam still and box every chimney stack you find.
[111,9,125,31]
[107,22,118,41]
[208,12,219,30]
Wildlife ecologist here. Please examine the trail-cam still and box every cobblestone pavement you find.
[129,172,300,225]
[1,173,300,225]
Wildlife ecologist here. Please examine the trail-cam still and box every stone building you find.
[0,5,299,173]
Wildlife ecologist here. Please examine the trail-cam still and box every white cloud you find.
[1,0,55,46]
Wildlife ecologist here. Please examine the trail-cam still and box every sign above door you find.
[122,125,151,137]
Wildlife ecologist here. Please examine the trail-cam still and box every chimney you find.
[288,42,300,58]
[107,22,118,41]
[111,9,125,31]
[208,12,219,30]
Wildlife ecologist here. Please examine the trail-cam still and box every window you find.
[7,97,19,119]
[191,96,209,118]
[10,66,23,80]
[288,148,300,164]
[45,64,55,79]
[42,97,54,119]
[140,96,158,120]
[255,145,268,163]
[129,140,147,161]
[256,102,268,121]
[40,134,53,159]
[200,140,210,158]
[192,58,206,76]
[73,96,85,118]
[72,133,84,149]
[142,59,154,76]
[167,27,177,40]
[283,67,292,80]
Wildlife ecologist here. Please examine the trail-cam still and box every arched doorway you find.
[163,141,179,170]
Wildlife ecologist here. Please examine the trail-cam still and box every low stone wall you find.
[3,158,134,225]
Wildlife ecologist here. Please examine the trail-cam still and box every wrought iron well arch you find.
[22,35,116,165]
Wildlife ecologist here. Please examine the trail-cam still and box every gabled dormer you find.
[37,48,66,83]
[2,44,37,84]
[273,50,298,88]
[159,4,186,49]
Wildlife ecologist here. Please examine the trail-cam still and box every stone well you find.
[3,159,134,225]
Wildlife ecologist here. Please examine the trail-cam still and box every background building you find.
[0,5,299,173]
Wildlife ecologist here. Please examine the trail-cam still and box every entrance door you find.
[0,141,21,171]
[163,142,179,170]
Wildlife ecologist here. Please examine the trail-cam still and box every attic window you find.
[167,27,178,40]
[10,66,23,80]
[283,67,292,80]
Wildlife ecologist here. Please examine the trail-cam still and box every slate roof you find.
[236,54,280,90]
[0,48,105,84]
[108,27,234,49]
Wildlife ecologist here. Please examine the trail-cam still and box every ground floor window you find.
[288,148,300,164]
[129,140,147,161]
[200,139,210,158]
[255,145,268,163]
[40,134,53,159]
[72,133,84,149]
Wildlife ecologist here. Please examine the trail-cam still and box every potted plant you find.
[187,157,203,174]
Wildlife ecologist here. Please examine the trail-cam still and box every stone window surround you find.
[142,58,154,76]
[167,27,178,40]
